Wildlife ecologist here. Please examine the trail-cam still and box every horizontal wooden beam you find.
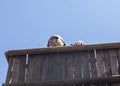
[5,42,120,62]
[3,76,120,86]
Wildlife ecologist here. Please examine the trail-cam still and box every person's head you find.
[47,34,66,47]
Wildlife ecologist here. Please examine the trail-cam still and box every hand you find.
[70,40,85,46]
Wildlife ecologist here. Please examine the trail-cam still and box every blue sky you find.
[0,0,120,85]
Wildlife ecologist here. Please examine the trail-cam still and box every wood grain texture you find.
[31,55,43,81]
[26,54,49,82]
[117,49,120,74]
[89,50,97,79]
[26,55,34,82]
[73,52,82,80]
[4,42,120,85]
[3,76,120,86]
[57,53,66,81]
[6,57,14,84]
[65,52,74,80]
[103,50,111,77]
[40,55,49,81]
[109,49,120,86]
[81,51,91,86]
[5,42,120,62]
[47,53,58,81]
[11,55,26,83]
[109,49,119,76]
[103,50,112,86]
[96,50,105,77]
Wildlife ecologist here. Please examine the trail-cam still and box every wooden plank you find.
[4,76,120,86]
[73,51,82,80]
[11,55,26,83]
[32,55,43,81]
[26,54,51,82]
[103,50,111,77]
[81,51,90,79]
[96,50,105,77]
[6,57,14,84]
[26,54,49,82]
[47,53,58,81]
[103,50,112,86]
[109,49,119,86]
[57,53,66,81]
[5,42,120,61]
[117,49,120,74]
[26,55,34,82]
[65,52,74,80]
[41,55,49,81]
[89,50,98,86]
[80,51,91,86]
[96,50,107,86]
[109,49,119,76]
[95,49,118,86]
[110,75,120,86]
[89,50,97,79]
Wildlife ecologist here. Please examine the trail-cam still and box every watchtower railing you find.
[4,42,120,86]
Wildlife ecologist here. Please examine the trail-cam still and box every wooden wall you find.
[4,43,120,86]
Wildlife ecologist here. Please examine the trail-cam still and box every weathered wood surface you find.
[89,50,97,79]
[4,43,120,86]
[117,49,120,74]
[6,57,14,84]
[65,52,74,80]
[48,54,58,81]
[57,53,66,80]
[3,76,120,86]
[5,55,26,84]
[5,42,120,61]
[11,55,26,83]
[26,55,44,82]
[73,52,82,80]
[109,49,119,75]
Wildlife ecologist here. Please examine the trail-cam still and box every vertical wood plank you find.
[73,51,84,86]
[6,57,14,84]
[109,49,119,86]
[103,50,111,77]
[41,55,49,81]
[82,51,90,79]
[117,49,120,74]
[65,52,74,80]
[57,53,66,81]
[96,50,105,77]
[26,55,34,82]
[109,49,119,76]
[32,55,43,81]
[73,52,82,80]
[81,51,91,86]
[103,50,112,86]
[26,54,49,82]
[11,55,26,83]
[89,50,98,86]
[48,53,58,80]
[89,50,97,79]
[96,50,107,86]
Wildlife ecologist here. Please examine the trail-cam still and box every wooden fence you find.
[3,43,120,86]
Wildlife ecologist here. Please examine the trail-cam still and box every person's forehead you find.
[49,37,57,41]
[50,37,58,39]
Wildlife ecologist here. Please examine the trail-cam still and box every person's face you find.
[48,37,57,46]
